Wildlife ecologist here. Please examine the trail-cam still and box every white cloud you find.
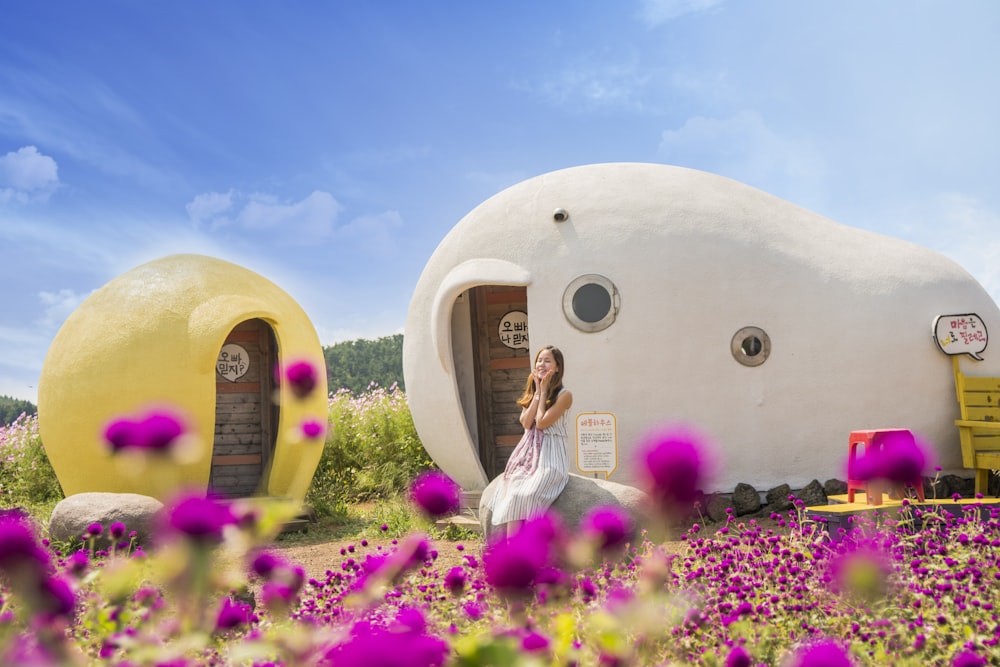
[0,145,59,204]
[658,110,828,209]
[637,0,725,26]
[336,210,403,257]
[185,190,234,228]
[237,190,342,240]
[537,59,652,110]
[37,288,90,329]
[185,189,344,244]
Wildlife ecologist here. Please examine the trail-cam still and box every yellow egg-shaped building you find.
[38,254,328,504]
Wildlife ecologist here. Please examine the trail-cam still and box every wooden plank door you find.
[211,319,278,498]
[470,286,529,479]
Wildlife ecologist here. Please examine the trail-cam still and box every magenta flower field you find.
[0,363,997,665]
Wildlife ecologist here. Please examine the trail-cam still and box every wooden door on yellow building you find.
[211,319,279,497]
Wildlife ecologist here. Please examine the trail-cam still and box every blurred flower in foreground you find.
[282,359,319,399]
[851,430,928,484]
[321,607,448,667]
[0,511,52,576]
[409,470,461,519]
[215,597,254,632]
[444,566,467,596]
[826,539,892,605]
[300,417,327,440]
[580,505,633,555]
[103,407,188,453]
[0,512,76,622]
[786,638,854,667]
[161,494,237,545]
[725,645,752,667]
[634,424,712,514]
[952,650,988,667]
[484,513,564,598]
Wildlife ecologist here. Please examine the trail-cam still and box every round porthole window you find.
[563,274,619,332]
[731,326,771,367]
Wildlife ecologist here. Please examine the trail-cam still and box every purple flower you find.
[300,418,327,440]
[66,550,89,578]
[409,470,461,519]
[725,645,752,667]
[86,522,103,537]
[321,609,448,667]
[250,551,284,578]
[953,651,988,667]
[852,431,928,483]
[162,494,237,545]
[878,431,927,483]
[634,424,711,510]
[215,597,254,631]
[483,514,563,596]
[521,631,550,652]
[788,638,854,667]
[261,582,298,613]
[283,360,319,399]
[108,522,127,541]
[103,408,187,453]
[0,512,51,575]
[444,566,467,596]
[484,536,546,594]
[35,574,76,620]
[580,505,633,553]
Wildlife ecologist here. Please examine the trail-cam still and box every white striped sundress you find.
[488,407,569,526]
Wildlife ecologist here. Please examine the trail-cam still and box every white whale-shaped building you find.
[403,163,1000,493]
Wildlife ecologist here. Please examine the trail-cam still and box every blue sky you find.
[2,1,999,403]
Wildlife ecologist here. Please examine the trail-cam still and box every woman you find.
[487,345,573,536]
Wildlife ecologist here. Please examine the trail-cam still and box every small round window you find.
[563,274,619,332]
[731,326,771,366]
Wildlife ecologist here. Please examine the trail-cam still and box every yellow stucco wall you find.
[37,254,328,503]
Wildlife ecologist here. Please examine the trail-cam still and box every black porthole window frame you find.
[731,326,771,367]
[562,274,620,333]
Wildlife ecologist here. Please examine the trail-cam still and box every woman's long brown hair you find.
[516,345,564,408]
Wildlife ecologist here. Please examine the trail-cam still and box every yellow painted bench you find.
[952,358,1000,495]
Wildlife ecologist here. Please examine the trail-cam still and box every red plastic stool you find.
[846,429,925,505]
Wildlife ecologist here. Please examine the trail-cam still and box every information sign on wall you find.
[933,313,988,361]
[217,344,250,381]
[498,310,529,349]
[576,412,618,479]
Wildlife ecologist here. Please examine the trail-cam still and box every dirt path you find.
[270,535,482,581]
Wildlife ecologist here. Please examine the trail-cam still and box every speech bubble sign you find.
[933,314,988,361]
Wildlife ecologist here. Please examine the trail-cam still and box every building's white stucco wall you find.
[403,163,1000,492]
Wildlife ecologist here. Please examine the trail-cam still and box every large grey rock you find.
[49,493,163,548]
[794,479,827,508]
[732,483,761,516]
[940,474,975,499]
[705,493,734,522]
[823,478,847,498]
[479,473,649,541]
[765,484,794,513]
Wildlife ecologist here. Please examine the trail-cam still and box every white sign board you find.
[217,344,251,381]
[576,412,618,479]
[933,313,988,361]
[498,310,529,349]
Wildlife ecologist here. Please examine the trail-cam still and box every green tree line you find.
[0,395,37,426]
[323,333,404,395]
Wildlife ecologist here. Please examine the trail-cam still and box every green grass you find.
[277,495,482,547]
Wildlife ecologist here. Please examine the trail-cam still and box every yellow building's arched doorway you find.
[211,318,279,497]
